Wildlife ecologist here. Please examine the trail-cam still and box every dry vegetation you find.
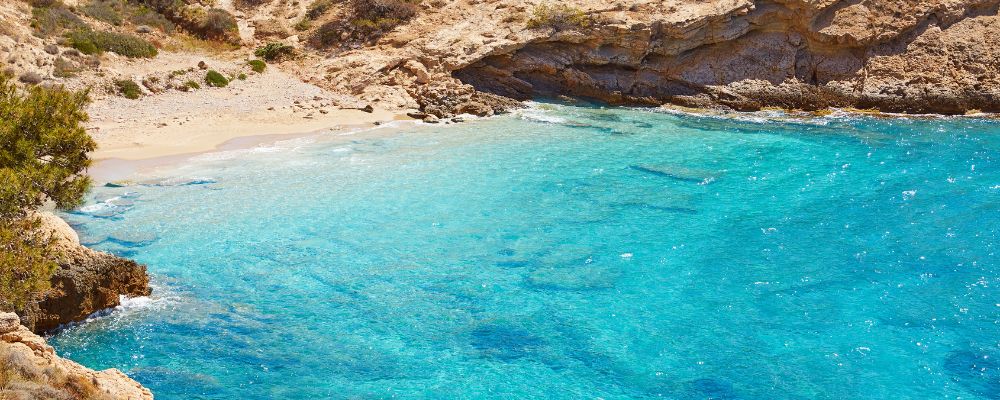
[308,0,422,48]
[0,346,112,400]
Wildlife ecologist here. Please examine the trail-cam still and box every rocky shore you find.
[16,213,151,334]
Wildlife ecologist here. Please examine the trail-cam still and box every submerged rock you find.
[630,165,718,184]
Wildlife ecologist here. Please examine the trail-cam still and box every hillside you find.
[3,0,999,121]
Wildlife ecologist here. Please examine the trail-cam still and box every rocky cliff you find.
[284,0,1000,115]
[17,213,151,334]
[0,312,152,400]
[5,0,997,116]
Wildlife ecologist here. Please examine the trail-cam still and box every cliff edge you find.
[0,312,152,400]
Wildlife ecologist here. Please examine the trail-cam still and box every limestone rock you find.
[0,313,153,400]
[0,312,18,334]
[18,213,152,334]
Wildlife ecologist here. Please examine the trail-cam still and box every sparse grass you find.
[204,70,228,87]
[184,80,201,90]
[306,0,334,19]
[235,0,269,8]
[31,5,88,37]
[526,4,593,30]
[161,33,239,53]
[114,79,142,99]
[129,5,175,34]
[0,346,112,400]
[65,29,158,58]
[312,21,341,47]
[311,0,419,47]
[81,0,124,26]
[254,42,294,61]
[353,0,420,22]
[198,8,239,41]
[53,57,81,78]
[18,72,43,85]
[294,19,312,31]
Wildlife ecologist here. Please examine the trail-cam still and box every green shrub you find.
[31,5,88,37]
[0,218,58,311]
[254,42,293,61]
[237,73,247,80]
[527,4,593,30]
[65,29,158,58]
[0,72,94,218]
[81,0,124,26]
[184,80,201,89]
[248,59,266,73]
[204,70,228,87]
[114,79,142,99]
[0,73,95,310]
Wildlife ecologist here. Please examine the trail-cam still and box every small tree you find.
[0,72,95,310]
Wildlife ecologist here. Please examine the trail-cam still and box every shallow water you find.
[52,104,1000,399]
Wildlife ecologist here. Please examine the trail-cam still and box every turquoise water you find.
[51,104,1000,399]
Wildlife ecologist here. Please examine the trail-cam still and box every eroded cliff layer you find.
[300,0,1000,115]
[451,0,1000,113]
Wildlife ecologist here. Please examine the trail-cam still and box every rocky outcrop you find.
[17,213,151,334]
[0,312,153,400]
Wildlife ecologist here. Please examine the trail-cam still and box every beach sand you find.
[85,52,411,162]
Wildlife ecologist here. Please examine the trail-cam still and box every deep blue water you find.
[51,104,1000,399]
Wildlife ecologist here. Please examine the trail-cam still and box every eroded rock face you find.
[452,0,1000,113]
[0,312,153,400]
[305,0,999,114]
[18,213,151,333]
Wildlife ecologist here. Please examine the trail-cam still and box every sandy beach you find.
[84,52,409,162]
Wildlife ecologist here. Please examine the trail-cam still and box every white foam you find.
[515,102,569,124]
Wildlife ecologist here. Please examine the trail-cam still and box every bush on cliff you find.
[0,72,95,311]
[527,4,593,30]
[254,42,294,61]
[115,79,143,99]
[199,8,238,40]
[31,4,88,38]
[248,59,266,73]
[66,29,159,58]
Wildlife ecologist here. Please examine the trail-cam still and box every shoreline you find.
[88,106,410,161]
[87,118,427,183]
[85,101,999,184]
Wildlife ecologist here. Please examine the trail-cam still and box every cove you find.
[51,104,1000,399]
